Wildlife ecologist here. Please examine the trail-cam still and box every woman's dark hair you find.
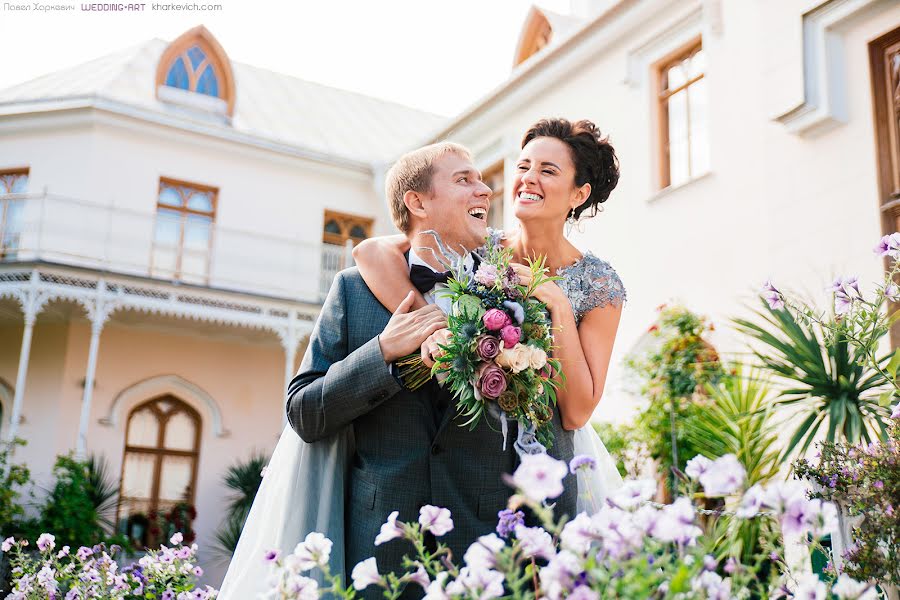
[521,118,619,220]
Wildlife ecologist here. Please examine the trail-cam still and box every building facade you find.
[0,25,441,584]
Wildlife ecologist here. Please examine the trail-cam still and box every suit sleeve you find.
[286,272,403,442]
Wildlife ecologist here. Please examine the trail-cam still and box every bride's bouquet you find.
[398,232,563,448]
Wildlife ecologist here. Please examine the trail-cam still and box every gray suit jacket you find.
[287,268,575,593]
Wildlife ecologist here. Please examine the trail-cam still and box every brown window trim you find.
[322,209,374,247]
[152,177,218,283]
[117,395,201,548]
[154,25,236,117]
[654,37,704,190]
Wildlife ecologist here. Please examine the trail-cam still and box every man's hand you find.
[378,291,447,363]
[421,328,452,368]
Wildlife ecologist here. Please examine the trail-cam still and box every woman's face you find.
[512,136,589,225]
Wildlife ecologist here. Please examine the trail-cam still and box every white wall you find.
[436,0,900,422]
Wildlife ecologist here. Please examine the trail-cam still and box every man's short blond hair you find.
[385,142,472,233]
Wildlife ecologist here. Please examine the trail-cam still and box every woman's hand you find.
[510,263,567,311]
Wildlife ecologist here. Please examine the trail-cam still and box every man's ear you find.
[403,189,428,220]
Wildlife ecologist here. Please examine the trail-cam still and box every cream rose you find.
[496,343,530,373]
[528,346,548,370]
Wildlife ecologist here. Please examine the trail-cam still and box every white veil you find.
[217,425,352,598]
[573,424,623,514]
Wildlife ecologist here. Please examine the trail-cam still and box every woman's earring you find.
[565,208,577,236]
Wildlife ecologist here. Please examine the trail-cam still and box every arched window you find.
[118,395,201,547]
[155,26,235,117]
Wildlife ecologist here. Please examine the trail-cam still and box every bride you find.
[219,118,625,597]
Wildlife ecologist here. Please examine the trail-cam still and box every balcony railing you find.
[0,193,351,302]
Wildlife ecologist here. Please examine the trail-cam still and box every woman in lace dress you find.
[353,118,626,507]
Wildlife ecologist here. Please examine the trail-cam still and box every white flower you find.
[2,536,15,552]
[404,563,430,589]
[463,533,505,568]
[568,586,599,600]
[512,453,568,502]
[375,511,404,545]
[424,571,450,600]
[285,574,319,600]
[528,346,548,370]
[831,574,878,600]
[649,498,702,546]
[419,505,454,536]
[514,525,555,560]
[684,455,712,480]
[170,532,183,546]
[446,567,505,600]
[794,573,827,600]
[698,454,745,497]
[292,532,333,571]
[692,570,732,600]
[538,550,582,600]
[608,479,656,510]
[560,513,598,554]
[496,343,531,373]
[351,557,382,591]
[736,484,766,518]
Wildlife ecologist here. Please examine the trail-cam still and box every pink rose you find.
[500,325,521,348]
[475,335,501,360]
[477,362,508,399]
[482,308,511,332]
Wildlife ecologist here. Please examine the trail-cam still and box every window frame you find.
[0,167,29,258]
[322,209,373,246]
[654,37,706,190]
[151,177,218,284]
[116,395,201,548]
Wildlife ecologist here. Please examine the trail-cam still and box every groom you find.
[288,142,524,589]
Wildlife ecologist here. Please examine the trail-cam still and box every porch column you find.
[75,319,104,459]
[75,281,117,459]
[6,271,49,443]
[6,312,36,442]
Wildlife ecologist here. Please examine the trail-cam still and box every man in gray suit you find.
[287,142,575,594]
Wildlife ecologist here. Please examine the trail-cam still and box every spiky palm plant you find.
[85,455,119,534]
[213,452,268,559]
[733,300,892,462]
[684,366,783,565]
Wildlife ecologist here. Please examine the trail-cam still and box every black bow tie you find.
[410,264,450,294]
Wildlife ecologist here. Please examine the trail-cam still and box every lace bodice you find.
[555,251,626,324]
[484,229,626,324]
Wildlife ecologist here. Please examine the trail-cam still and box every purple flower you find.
[724,557,738,574]
[569,455,597,474]
[477,362,508,399]
[503,300,525,325]
[162,591,175,600]
[36,533,55,553]
[874,480,884,490]
[351,558,382,591]
[482,308,511,331]
[419,505,454,536]
[834,291,854,315]
[405,564,430,590]
[495,509,525,538]
[264,549,280,562]
[684,455,712,480]
[761,280,784,310]
[475,335,501,360]
[500,325,522,348]
[874,233,900,258]
[1,537,14,552]
[891,401,900,420]
[514,525,555,560]
[885,283,900,303]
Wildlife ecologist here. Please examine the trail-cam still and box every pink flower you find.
[475,335,501,360]
[500,325,521,348]
[36,533,55,552]
[474,264,500,287]
[483,308,511,332]
[698,454,746,497]
[351,557,382,591]
[477,362,508,399]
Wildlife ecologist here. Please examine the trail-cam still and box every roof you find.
[0,38,446,166]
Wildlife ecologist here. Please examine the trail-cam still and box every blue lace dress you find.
[556,251,627,323]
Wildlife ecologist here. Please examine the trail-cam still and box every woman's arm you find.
[352,235,427,311]
[513,264,623,430]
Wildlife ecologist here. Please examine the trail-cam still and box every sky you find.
[0,0,573,117]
